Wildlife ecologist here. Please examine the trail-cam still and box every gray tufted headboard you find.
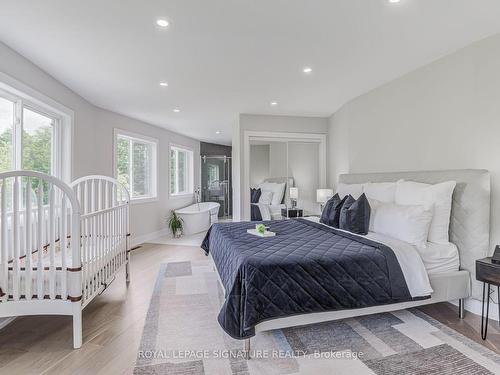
[339,169,491,299]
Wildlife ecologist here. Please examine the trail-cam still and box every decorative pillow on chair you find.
[250,188,262,203]
[339,194,371,235]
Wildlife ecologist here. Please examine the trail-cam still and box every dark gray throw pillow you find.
[250,188,262,203]
[339,193,371,235]
[320,194,339,225]
[328,195,348,228]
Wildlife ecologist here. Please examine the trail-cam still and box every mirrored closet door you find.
[246,132,326,220]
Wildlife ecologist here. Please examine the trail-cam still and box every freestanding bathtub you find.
[175,202,221,235]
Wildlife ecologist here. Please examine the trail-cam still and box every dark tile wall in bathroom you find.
[200,141,232,156]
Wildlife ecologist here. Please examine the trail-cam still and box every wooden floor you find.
[0,242,499,374]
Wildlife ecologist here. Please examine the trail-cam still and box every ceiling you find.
[1,1,500,144]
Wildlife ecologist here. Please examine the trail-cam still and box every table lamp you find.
[316,188,334,211]
[289,187,298,208]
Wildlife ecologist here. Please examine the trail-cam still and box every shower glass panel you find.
[201,156,232,218]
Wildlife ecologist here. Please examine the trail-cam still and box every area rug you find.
[134,260,500,374]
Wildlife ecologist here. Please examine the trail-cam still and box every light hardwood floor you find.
[0,242,499,374]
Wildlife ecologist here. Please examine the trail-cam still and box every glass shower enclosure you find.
[201,155,232,218]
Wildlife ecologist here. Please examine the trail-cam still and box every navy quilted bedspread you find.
[201,218,415,339]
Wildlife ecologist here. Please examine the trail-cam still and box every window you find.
[115,130,157,201]
[0,91,58,177]
[170,145,194,196]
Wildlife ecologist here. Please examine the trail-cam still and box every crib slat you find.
[92,213,97,293]
[98,179,102,211]
[104,181,109,210]
[13,177,20,301]
[97,213,102,288]
[91,179,96,213]
[61,196,67,300]
[82,216,88,302]
[25,178,32,300]
[1,179,8,301]
[49,186,56,299]
[37,181,44,300]
[108,211,113,276]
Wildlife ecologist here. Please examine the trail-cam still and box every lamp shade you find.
[289,187,299,200]
[316,188,334,204]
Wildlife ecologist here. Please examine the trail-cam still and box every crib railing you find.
[80,204,129,305]
[70,175,130,306]
[0,171,81,302]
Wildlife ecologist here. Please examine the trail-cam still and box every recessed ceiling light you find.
[388,0,401,3]
[159,82,168,87]
[173,108,180,113]
[156,19,169,28]
[270,101,278,106]
[303,67,313,74]
[215,131,221,135]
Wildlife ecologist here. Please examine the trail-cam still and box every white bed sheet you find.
[304,216,433,298]
[255,203,286,221]
[418,242,460,275]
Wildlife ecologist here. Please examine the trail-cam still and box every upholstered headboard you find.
[339,169,491,299]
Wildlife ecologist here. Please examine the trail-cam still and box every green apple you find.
[257,224,266,234]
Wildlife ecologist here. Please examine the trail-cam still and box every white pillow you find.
[258,190,273,205]
[363,182,397,203]
[395,180,456,244]
[258,182,286,206]
[370,201,433,248]
[336,183,364,199]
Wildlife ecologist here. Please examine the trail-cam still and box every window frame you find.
[169,144,194,198]
[0,87,62,179]
[113,128,158,203]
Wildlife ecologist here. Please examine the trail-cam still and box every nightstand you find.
[281,208,303,219]
[475,257,500,340]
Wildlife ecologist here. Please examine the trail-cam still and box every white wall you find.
[234,114,329,220]
[0,41,200,244]
[249,144,270,187]
[329,33,500,249]
[329,33,500,315]
[92,109,200,244]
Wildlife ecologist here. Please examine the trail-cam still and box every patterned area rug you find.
[134,260,500,374]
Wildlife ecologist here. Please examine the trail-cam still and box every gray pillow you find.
[339,193,371,235]
[320,194,338,225]
[328,194,348,228]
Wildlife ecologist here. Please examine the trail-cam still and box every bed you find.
[250,177,292,221]
[203,169,490,355]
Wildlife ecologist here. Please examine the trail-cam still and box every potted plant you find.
[168,211,184,238]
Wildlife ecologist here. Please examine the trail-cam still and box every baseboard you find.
[450,298,499,322]
[0,317,16,330]
[131,228,169,247]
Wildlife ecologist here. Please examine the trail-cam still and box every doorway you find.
[201,155,232,218]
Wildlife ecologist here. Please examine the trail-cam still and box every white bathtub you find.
[175,202,221,235]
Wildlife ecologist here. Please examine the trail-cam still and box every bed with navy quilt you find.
[201,218,428,340]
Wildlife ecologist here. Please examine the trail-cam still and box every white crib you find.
[0,171,130,348]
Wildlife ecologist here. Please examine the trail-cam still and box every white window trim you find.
[113,128,158,204]
[169,143,194,198]
[0,72,73,182]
